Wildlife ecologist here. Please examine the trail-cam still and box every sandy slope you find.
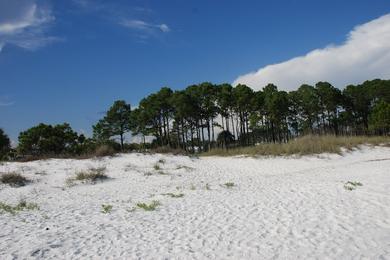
[0,146,389,259]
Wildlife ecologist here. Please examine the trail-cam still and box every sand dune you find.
[1,146,389,259]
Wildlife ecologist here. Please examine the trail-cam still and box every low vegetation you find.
[67,167,108,185]
[163,193,184,198]
[224,182,235,188]
[203,135,390,157]
[344,181,363,191]
[101,204,113,214]
[136,200,161,211]
[0,172,29,187]
[0,200,39,215]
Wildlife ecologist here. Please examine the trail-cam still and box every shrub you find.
[0,172,28,187]
[94,145,116,157]
[136,200,161,211]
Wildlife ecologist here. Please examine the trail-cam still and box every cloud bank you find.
[233,14,390,91]
[0,0,57,52]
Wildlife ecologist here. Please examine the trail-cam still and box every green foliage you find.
[344,181,362,191]
[0,172,28,187]
[17,123,83,156]
[369,101,390,134]
[67,167,108,185]
[93,100,132,150]
[76,167,107,181]
[224,182,235,188]
[101,204,113,213]
[0,200,39,215]
[0,128,11,160]
[136,200,161,211]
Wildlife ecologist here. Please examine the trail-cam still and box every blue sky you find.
[1,0,390,142]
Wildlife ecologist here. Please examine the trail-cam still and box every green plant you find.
[153,164,161,171]
[158,159,166,164]
[0,172,28,187]
[344,181,363,191]
[163,193,184,198]
[205,183,211,190]
[101,204,113,213]
[190,184,196,190]
[75,167,108,182]
[346,181,363,187]
[224,182,235,188]
[0,200,39,215]
[136,200,161,211]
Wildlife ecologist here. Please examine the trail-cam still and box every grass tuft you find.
[0,200,39,215]
[75,167,107,182]
[67,167,108,186]
[136,200,161,211]
[101,204,113,213]
[224,182,235,188]
[0,172,29,187]
[344,181,363,191]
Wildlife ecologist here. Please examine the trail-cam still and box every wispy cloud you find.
[73,0,170,40]
[0,95,14,106]
[120,19,170,33]
[233,14,390,90]
[0,0,58,53]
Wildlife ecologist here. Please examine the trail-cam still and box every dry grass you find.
[151,146,186,155]
[203,135,390,157]
[0,172,29,187]
[67,167,108,186]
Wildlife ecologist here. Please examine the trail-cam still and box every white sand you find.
[0,146,389,259]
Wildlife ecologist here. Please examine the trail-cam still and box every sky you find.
[1,0,390,142]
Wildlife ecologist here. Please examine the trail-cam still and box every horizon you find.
[1,0,390,142]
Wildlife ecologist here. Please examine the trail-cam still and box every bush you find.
[94,145,116,157]
[0,172,28,187]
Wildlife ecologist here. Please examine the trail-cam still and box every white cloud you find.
[121,19,170,33]
[0,0,57,52]
[233,14,390,91]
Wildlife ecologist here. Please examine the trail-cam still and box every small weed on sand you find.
[344,181,363,191]
[67,167,108,186]
[224,182,235,188]
[137,200,161,211]
[163,193,184,198]
[0,199,39,215]
[101,204,113,213]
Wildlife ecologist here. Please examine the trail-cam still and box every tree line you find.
[0,79,389,158]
